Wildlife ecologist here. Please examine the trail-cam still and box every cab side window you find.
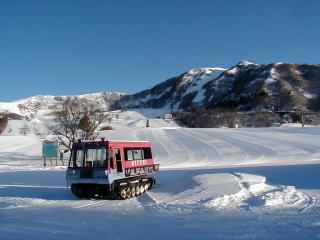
[124,147,152,160]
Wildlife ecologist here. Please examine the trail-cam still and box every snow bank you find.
[204,173,311,212]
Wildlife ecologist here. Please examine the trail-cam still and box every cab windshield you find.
[69,146,107,168]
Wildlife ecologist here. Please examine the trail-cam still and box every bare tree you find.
[51,97,107,150]
[79,100,106,140]
[0,116,8,134]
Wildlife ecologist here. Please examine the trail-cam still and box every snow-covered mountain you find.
[0,92,123,117]
[1,61,320,129]
[2,61,320,116]
[118,61,320,112]
[116,67,226,110]
[0,92,124,136]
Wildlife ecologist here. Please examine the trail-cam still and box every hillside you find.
[2,62,320,117]
[118,61,320,112]
[0,92,123,116]
[115,62,320,127]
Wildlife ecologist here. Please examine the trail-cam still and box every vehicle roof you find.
[72,139,151,147]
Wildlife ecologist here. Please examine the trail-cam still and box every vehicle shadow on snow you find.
[0,171,75,200]
[0,185,73,200]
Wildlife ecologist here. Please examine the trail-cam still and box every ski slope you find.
[1,111,320,240]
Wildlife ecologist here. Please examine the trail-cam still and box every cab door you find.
[114,148,123,173]
[107,148,123,173]
[108,148,116,170]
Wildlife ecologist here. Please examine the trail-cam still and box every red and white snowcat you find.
[66,138,159,199]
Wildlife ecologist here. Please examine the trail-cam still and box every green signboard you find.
[42,140,58,158]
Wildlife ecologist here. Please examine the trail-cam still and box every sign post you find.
[42,140,59,167]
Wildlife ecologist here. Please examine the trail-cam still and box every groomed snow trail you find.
[1,125,320,239]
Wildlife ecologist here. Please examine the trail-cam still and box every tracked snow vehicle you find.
[66,138,159,199]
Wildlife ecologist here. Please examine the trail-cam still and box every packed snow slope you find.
[1,110,320,240]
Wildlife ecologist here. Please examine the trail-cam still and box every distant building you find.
[163,113,172,120]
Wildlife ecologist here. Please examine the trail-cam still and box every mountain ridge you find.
[1,61,320,127]
[118,61,320,113]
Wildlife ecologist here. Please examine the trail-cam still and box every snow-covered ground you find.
[1,110,320,239]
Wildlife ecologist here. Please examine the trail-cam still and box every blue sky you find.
[1,0,319,102]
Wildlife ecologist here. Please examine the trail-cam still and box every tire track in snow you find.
[136,191,193,215]
[161,128,233,167]
[163,129,206,164]
[195,129,278,164]
[228,130,318,160]
[0,197,70,222]
[179,129,245,163]
[166,129,220,162]
[137,128,191,167]
[1,196,120,223]
[0,197,62,210]
[136,192,158,212]
[298,193,319,213]
[71,199,115,209]
[136,129,171,163]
